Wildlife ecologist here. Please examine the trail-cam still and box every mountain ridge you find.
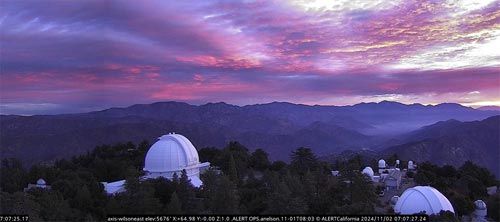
[1,101,497,172]
[2,100,484,116]
[382,115,500,177]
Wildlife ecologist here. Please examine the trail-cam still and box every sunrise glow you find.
[1,0,499,114]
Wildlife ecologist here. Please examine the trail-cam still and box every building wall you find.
[385,176,401,190]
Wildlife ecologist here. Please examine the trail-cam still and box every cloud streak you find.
[1,0,499,114]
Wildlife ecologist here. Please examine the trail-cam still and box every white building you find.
[394,186,455,215]
[102,133,210,195]
[101,180,126,194]
[362,166,379,182]
[143,133,210,185]
[408,161,415,170]
[331,170,340,177]
[378,159,387,174]
[385,169,402,190]
[486,186,498,195]
[472,200,487,219]
[362,166,374,178]
[390,195,399,207]
[24,178,51,191]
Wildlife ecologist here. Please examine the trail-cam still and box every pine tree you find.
[106,197,122,215]
[291,147,318,174]
[202,173,240,214]
[167,192,183,215]
[213,175,240,214]
[264,181,306,214]
[239,171,266,214]
[0,159,28,193]
[176,170,201,214]
[0,191,42,220]
[249,149,270,171]
[228,155,238,182]
[73,185,92,212]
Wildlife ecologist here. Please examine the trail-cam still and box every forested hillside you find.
[1,141,498,221]
[382,116,500,177]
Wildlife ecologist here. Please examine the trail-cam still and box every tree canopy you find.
[1,141,498,221]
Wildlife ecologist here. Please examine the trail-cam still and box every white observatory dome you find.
[473,200,487,218]
[378,159,386,168]
[394,186,455,215]
[142,133,210,187]
[408,160,416,170]
[390,196,399,206]
[474,200,487,210]
[102,133,211,194]
[36,179,46,185]
[144,133,200,172]
[362,166,374,178]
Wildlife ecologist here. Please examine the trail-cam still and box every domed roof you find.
[378,159,386,168]
[394,186,455,215]
[474,200,486,210]
[362,166,374,177]
[36,178,46,185]
[408,160,414,165]
[143,133,200,172]
[390,196,399,205]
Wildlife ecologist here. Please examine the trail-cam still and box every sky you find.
[1,0,499,115]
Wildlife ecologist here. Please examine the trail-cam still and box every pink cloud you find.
[1,0,499,114]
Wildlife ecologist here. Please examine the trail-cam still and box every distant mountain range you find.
[1,101,498,176]
[382,116,499,177]
[478,106,500,111]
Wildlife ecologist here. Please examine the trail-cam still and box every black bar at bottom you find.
[106,215,429,222]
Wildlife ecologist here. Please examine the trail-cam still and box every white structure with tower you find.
[102,133,210,195]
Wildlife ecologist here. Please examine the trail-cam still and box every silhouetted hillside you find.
[478,106,500,111]
[0,101,496,168]
[382,116,500,177]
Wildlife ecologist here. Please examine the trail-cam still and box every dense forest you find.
[1,141,498,221]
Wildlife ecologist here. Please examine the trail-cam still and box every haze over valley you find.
[2,100,498,177]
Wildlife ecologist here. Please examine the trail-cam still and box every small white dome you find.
[408,161,415,169]
[362,167,374,177]
[36,179,46,185]
[396,160,400,165]
[143,133,200,172]
[378,159,386,168]
[390,196,399,205]
[394,186,455,215]
[474,200,487,210]
[473,199,487,218]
